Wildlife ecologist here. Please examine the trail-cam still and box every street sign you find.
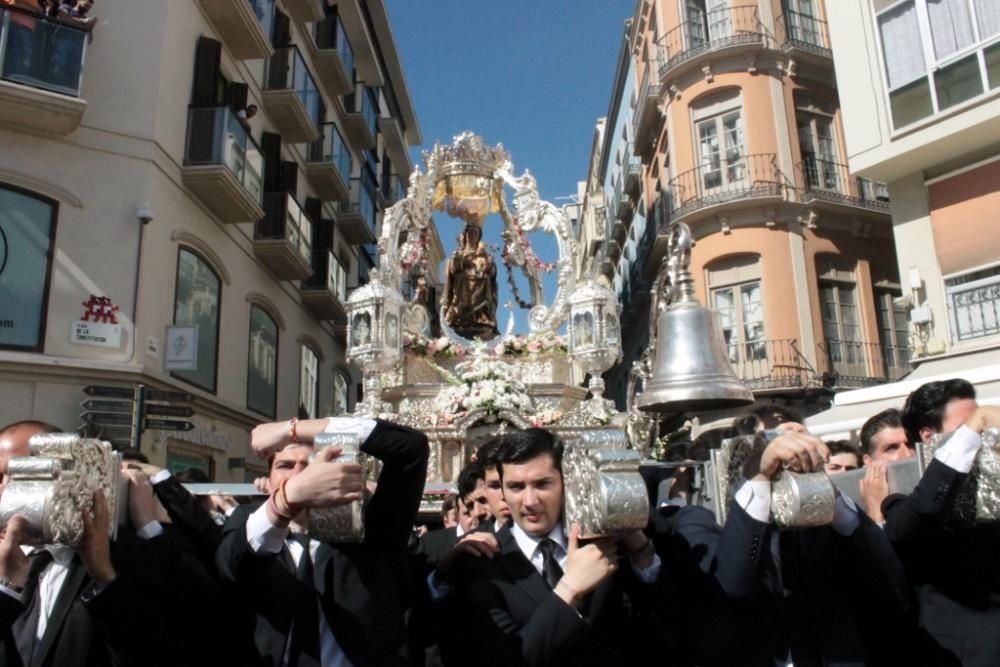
[83,385,135,399]
[145,418,195,431]
[80,399,133,414]
[81,412,133,426]
[146,389,193,403]
[91,424,134,439]
[145,404,194,418]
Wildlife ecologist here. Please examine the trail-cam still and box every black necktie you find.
[538,538,564,590]
[13,549,55,664]
[288,535,320,664]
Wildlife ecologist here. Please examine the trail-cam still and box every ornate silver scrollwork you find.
[308,433,367,543]
[562,430,649,538]
[924,427,1000,522]
[0,433,126,546]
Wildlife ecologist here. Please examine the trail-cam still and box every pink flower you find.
[426,340,439,354]
[527,340,542,353]
[494,343,505,357]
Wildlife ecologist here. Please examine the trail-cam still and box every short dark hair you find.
[860,408,904,456]
[494,429,563,480]
[901,379,976,445]
[457,461,485,500]
[475,438,504,469]
[738,404,803,432]
[825,439,862,467]
[441,493,458,519]
[119,447,149,464]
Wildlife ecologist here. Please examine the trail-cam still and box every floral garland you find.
[492,331,567,357]
[403,333,467,358]
[428,357,533,426]
[501,216,558,309]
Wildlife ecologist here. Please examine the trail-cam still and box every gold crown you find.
[425,132,510,180]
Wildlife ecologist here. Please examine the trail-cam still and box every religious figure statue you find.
[443,224,499,339]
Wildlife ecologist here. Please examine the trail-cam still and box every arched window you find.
[173,248,221,392]
[0,184,57,352]
[247,305,278,417]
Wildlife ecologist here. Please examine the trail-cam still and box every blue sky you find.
[385,1,632,334]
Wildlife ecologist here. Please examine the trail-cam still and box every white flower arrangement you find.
[428,356,533,425]
[493,331,568,357]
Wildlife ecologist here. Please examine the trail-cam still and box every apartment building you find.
[0,0,428,479]
[805,0,1000,435]
[614,0,908,418]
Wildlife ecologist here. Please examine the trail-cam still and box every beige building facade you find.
[827,0,1000,361]
[620,0,907,417]
[0,0,428,479]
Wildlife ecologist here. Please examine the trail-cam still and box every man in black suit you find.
[675,430,916,666]
[882,380,1000,666]
[417,461,488,568]
[217,416,428,667]
[477,440,511,533]
[453,429,661,667]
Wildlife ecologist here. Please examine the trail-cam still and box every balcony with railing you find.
[723,338,813,392]
[182,106,264,223]
[198,0,274,60]
[284,0,323,25]
[796,158,891,213]
[343,84,378,149]
[948,274,1000,344]
[306,122,351,202]
[632,51,664,164]
[300,249,348,321]
[308,10,353,96]
[0,7,88,134]
[263,45,321,143]
[668,153,785,222]
[775,10,832,62]
[339,177,377,244]
[610,218,627,245]
[253,192,314,280]
[817,339,911,388]
[657,6,764,85]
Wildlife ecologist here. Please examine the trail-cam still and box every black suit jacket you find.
[680,499,915,667]
[883,458,1000,666]
[416,527,459,570]
[0,532,168,667]
[216,419,429,667]
[455,523,660,667]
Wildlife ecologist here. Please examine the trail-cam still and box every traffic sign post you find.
[80,383,195,450]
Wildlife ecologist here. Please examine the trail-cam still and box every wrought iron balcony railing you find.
[796,157,890,211]
[817,339,911,387]
[724,338,813,391]
[948,274,1000,343]
[775,10,831,55]
[668,153,784,220]
[657,6,764,82]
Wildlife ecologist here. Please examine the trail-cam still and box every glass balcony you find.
[343,84,377,149]
[339,177,377,244]
[306,122,352,201]
[263,45,321,143]
[301,249,348,321]
[311,11,353,96]
[198,0,274,60]
[382,173,406,204]
[254,192,314,280]
[182,106,265,223]
[0,8,88,133]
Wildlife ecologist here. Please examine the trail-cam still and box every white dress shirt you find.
[243,416,375,667]
[934,424,982,473]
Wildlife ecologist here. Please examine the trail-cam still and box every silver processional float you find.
[5,132,1000,544]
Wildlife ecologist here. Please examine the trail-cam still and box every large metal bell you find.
[637,299,754,414]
